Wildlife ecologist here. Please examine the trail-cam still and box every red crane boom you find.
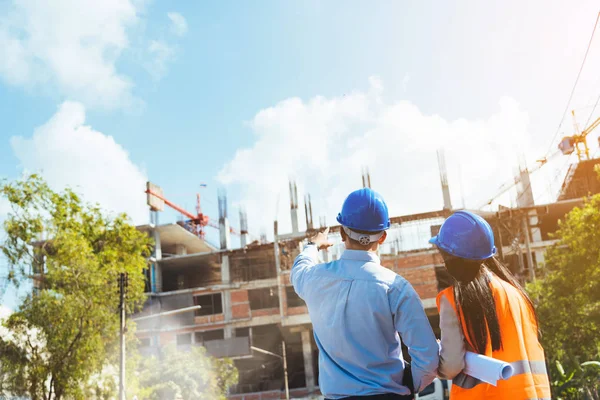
[145,188,240,238]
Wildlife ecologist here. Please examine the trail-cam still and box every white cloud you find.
[402,74,410,92]
[0,305,12,339]
[168,12,188,37]
[218,77,534,237]
[0,305,11,320]
[0,0,147,109]
[10,101,148,224]
[146,40,175,80]
[0,197,10,218]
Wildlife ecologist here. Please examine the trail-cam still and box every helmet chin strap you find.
[342,226,384,246]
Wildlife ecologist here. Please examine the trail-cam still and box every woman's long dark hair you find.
[443,252,540,354]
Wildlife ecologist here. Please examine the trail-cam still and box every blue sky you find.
[1,1,600,307]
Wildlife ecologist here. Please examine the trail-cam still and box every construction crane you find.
[145,187,240,239]
[478,151,561,209]
[558,110,600,161]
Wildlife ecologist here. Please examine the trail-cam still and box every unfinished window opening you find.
[139,337,151,347]
[248,287,279,310]
[143,267,152,293]
[194,293,223,316]
[176,333,192,346]
[283,332,307,390]
[235,327,250,338]
[195,329,224,344]
[230,247,277,282]
[251,324,282,354]
[177,274,185,290]
[285,286,305,308]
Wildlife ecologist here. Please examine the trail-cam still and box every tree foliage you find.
[137,344,238,400]
[0,175,153,399]
[528,192,600,399]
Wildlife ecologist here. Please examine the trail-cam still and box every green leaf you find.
[581,361,600,369]
[556,360,566,378]
[0,175,153,399]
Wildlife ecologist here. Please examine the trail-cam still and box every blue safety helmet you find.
[429,210,496,260]
[336,188,391,232]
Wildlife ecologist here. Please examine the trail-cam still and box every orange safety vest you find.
[436,275,551,400]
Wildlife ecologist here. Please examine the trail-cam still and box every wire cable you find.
[544,11,600,158]
[584,86,600,129]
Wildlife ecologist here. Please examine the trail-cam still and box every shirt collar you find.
[340,249,381,264]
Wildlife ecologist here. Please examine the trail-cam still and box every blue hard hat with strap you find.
[429,210,496,260]
[336,188,391,234]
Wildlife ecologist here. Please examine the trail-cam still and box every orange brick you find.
[414,283,439,299]
[232,303,250,319]
[252,308,279,317]
[287,306,308,316]
[231,290,249,304]
[159,332,175,345]
[261,391,281,399]
[194,314,224,325]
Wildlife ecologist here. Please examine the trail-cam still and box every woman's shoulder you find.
[436,285,455,310]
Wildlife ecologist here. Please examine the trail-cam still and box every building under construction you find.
[133,158,600,400]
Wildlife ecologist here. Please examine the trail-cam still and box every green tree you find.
[0,175,153,399]
[137,344,238,400]
[528,191,600,399]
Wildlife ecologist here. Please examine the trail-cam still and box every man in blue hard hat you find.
[291,188,439,400]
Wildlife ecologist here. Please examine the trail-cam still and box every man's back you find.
[292,246,439,399]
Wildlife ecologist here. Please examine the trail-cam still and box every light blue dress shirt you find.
[291,246,439,399]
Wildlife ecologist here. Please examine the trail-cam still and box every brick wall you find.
[159,331,175,345]
[287,306,308,316]
[231,289,249,303]
[252,308,279,317]
[381,251,443,302]
[194,314,225,325]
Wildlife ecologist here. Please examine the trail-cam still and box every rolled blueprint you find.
[464,351,514,386]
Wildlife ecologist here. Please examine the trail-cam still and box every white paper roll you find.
[463,351,514,386]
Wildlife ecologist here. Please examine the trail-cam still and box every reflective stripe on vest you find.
[453,360,549,389]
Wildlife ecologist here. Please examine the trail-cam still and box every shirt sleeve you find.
[290,245,319,299]
[389,280,439,392]
[437,293,466,379]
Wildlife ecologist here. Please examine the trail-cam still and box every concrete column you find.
[291,209,299,234]
[221,254,233,338]
[522,215,535,281]
[290,181,299,234]
[220,218,231,250]
[151,211,162,293]
[175,244,187,256]
[301,329,316,391]
[221,254,230,284]
[528,210,545,268]
[274,221,285,321]
[321,247,330,263]
[240,234,249,247]
[239,209,249,248]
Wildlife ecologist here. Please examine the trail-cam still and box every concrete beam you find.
[301,329,316,392]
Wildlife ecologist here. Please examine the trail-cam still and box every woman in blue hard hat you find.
[291,188,439,400]
[430,210,550,400]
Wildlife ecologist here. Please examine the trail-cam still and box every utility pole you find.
[282,340,290,400]
[521,215,536,281]
[119,273,127,400]
[250,341,290,400]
